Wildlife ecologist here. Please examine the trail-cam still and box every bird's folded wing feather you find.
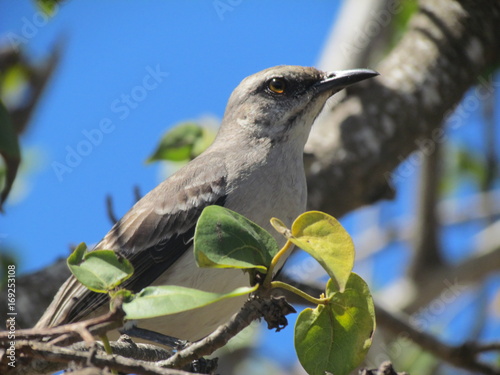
[36,153,228,328]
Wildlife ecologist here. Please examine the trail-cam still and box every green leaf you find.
[194,206,279,272]
[35,0,59,16]
[289,211,354,292]
[1,65,28,94]
[457,148,488,187]
[147,122,213,163]
[388,0,418,51]
[67,243,134,293]
[295,273,375,375]
[123,284,257,319]
[0,100,21,211]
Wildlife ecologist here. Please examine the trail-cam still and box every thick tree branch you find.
[306,0,500,217]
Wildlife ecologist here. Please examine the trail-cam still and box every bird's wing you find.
[36,153,228,328]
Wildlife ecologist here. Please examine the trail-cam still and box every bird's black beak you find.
[314,68,379,93]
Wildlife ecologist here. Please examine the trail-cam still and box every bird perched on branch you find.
[36,65,377,342]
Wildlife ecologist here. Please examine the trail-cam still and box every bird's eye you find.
[268,78,286,94]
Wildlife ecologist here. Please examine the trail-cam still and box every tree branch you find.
[164,296,294,369]
[306,0,500,217]
[7,340,191,375]
[0,302,125,348]
[408,142,444,281]
[0,294,293,374]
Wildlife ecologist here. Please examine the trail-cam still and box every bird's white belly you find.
[136,248,249,341]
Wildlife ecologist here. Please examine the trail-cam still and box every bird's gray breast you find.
[223,143,307,246]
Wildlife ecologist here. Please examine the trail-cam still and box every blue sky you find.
[0,1,341,272]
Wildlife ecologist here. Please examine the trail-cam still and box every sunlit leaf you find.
[288,211,355,292]
[123,284,257,319]
[1,65,28,96]
[295,273,375,375]
[194,206,279,272]
[35,0,60,16]
[67,243,134,293]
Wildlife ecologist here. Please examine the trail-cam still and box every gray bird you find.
[36,65,377,342]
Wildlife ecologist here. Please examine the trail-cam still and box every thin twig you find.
[0,302,125,348]
[133,185,142,202]
[12,340,192,375]
[106,194,118,225]
[163,296,294,369]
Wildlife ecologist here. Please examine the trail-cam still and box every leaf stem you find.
[264,240,293,287]
[99,334,118,374]
[270,281,328,306]
[100,334,113,355]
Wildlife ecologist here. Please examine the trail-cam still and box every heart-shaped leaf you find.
[123,284,257,319]
[194,206,279,272]
[295,273,375,375]
[68,243,134,293]
[289,211,355,292]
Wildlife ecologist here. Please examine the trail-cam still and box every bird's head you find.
[218,65,378,145]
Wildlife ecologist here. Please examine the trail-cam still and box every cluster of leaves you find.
[68,207,375,375]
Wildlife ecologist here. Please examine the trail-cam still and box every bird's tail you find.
[35,275,85,329]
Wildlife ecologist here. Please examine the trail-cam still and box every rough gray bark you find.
[306,0,500,217]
